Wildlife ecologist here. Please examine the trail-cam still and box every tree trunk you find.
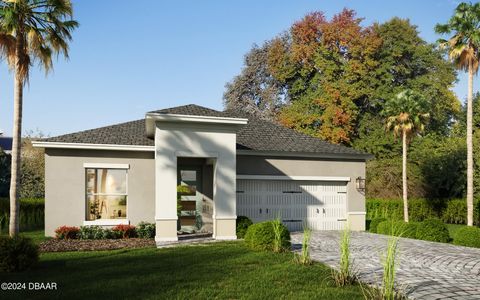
[8,40,24,236]
[467,64,474,226]
[402,129,409,223]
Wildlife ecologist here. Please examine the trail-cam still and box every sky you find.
[0,0,476,137]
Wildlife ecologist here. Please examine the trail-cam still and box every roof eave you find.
[236,149,374,161]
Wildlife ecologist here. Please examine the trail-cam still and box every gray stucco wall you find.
[236,155,366,213]
[44,149,155,236]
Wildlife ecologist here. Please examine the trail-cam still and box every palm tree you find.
[435,2,480,227]
[0,0,78,236]
[383,90,429,222]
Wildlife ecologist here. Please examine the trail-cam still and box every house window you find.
[85,167,128,221]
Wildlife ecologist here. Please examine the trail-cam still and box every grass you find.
[0,229,49,245]
[0,241,365,300]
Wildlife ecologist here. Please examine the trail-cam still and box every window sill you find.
[83,219,130,226]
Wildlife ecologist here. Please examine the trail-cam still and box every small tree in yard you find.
[383,90,429,222]
[0,0,78,236]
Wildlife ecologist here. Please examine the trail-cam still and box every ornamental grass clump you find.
[294,225,312,265]
[332,227,356,286]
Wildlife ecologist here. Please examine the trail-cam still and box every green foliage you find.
[376,220,394,235]
[0,149,10,197]
[366,198,442,222]
[332,227,356,287]
[382,236,400,300]
[416,219,450,243]
[453,226,480,248]
[136,222,155,239]
[0,198,44,232]
[79,226,106,240]
[369,217,387,233]
[294,225,312,265]
[19,137,45,198]
[244,220,291,252]
[441,199,480,224]
[383,89,430,141]
[0,236,38,272]
[236,216,253,239]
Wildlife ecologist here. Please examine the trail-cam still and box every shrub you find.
[79,226,105,239]
[244,220,290,252]
[441,199,480,225]
[55,226,80,239]
[369,217,387,233]
[136,222,155,239]
[102,228,117,239]
[366,198,442,222]
[112,224,137,238]
[376,220,394,235]
[376,220,418,238]
[0,198,44,231]
[236,216,253,239]
[0,236,39,272]
[453,226,480,248]
[416,219,450,243]
[394,221,418,239]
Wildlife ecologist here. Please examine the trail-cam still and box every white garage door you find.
[236,178,348,231]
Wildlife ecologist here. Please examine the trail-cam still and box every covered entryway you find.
[236,176,348,231]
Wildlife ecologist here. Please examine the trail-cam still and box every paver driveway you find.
[291,231,480,300]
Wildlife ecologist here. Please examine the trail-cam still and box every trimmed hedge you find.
[367,198,480,225]
[453,227,480,248]
[416,219,450,243]
[236,216,253,239]
[244,220,291,252]
[369,217,387,233]
[0,236,39,272]
[0,198,44,232]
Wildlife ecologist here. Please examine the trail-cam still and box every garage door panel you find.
[237,179,347,231]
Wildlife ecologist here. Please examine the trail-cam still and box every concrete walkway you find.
[291,231,480,300]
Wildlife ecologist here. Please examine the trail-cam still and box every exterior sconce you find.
[356,176,366,192]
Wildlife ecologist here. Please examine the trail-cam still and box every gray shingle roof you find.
[45,104,370,158]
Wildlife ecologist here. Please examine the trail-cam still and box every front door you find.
[177,166,203,232]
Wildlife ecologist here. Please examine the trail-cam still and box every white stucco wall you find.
[154,122,239,240]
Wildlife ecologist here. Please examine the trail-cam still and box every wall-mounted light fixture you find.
[355,176,366,192]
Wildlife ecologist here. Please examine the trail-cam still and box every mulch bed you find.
[39,238,156,252]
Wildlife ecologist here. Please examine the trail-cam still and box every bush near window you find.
[0,236,39,272]
[453,227,480,248]
[416,219,450,243]
[55,226,80,239]
[136,222,155,239]
[79,226,107,240]
[112,224,137,238]
[236,216,253,239]
[369,217,387,233]
[244,220,290,252]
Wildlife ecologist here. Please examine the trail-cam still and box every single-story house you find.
[33,104,371,243]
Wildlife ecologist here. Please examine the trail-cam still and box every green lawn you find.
[0,241,364,300]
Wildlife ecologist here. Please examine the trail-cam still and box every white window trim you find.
[83,163,129,169]
[84,164,130,224]
[83,219,130,226]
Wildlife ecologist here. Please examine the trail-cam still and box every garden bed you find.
[39,238,155,252]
